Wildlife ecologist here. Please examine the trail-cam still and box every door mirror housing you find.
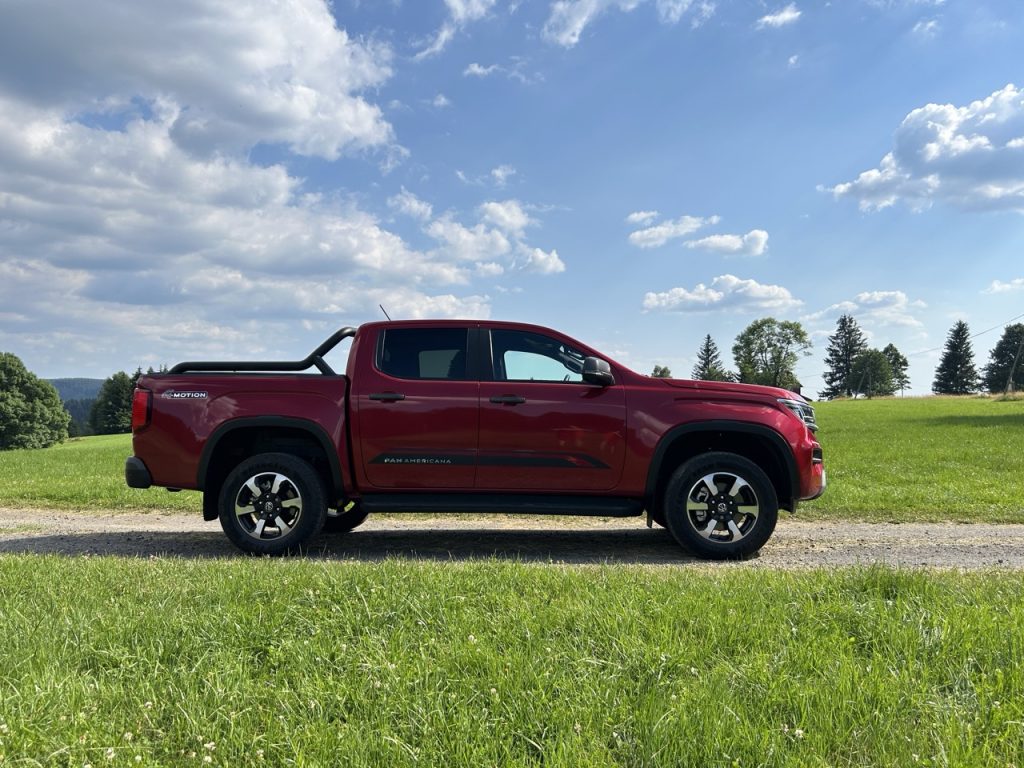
[582,357,615,387]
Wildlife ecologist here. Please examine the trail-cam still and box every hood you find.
[658,377,804,402]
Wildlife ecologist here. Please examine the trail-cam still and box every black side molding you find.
[360,494,643,517]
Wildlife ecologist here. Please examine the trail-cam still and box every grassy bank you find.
[0,557,1021,766]
[0,396,1022,521]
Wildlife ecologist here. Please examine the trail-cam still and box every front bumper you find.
[805,467,827,501]
[125,456,153,489]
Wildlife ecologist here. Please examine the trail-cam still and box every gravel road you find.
[2,508,1024,568]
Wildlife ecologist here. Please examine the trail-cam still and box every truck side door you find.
[352,326,479,489]
[476,328,627,491]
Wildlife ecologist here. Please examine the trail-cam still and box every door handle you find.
[369,392,406,402]
[489,395,526,405]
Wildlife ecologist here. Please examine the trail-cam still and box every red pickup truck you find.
[126,320,824,558]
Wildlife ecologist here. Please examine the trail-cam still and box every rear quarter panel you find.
[133,374,349,491]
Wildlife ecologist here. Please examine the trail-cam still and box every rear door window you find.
[377,328,469,380]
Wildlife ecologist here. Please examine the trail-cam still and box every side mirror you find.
[582,357,615,387]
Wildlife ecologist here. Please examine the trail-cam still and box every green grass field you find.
[0,395,1022,521]
[0,557,1021,767]
[809,396,1024,522]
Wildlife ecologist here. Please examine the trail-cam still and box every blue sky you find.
[1,0,1022,395]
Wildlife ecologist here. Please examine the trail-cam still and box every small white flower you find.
[0,724,8,733]
[204,741,216,751]
[468,634,477,644]
[203,756,213,765]
[135,757,142,764]
[689,667,698,676]
[105,747,116,760]
[124,732,134,742]
[143,702,153,710]
[794,728,805,739]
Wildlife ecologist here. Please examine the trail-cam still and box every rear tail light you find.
[131,388,152,432]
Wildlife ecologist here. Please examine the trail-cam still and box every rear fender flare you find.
[197,416,344,498]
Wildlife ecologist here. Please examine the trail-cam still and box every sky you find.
[0,0,1022,396]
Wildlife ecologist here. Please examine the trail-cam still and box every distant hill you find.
[47,378,104,402]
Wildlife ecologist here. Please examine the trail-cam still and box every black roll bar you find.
[168,326,358,375]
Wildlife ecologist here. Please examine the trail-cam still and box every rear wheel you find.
[323,501,369,534]
[663,452,778,559]
[218,452,327,555]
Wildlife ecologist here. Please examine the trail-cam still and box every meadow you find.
[2,397,1023,765]
[1,558,1022,767]
[1,395,1022,522]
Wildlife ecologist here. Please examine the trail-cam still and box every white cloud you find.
[684,229,769,256]
[985,278,1024,294]
[788,54,801,68]
[465,63,501,77]
[626,210,659,225]
[0,0,395,161]
[479,200,534,235]
[462,59,535,84]
[388,188,433,221]
[491,165,518,187]
[426,217,512,264]
[757,3,801,29]
[543,0,712,48]
[432,94,452,108]
[523,247,566,274]
[628,214,720,248]
[801,290,927,328]
[415,0,497,60]
[642,274,801,312]
[825,84,1024,212]
[912,18,940,38]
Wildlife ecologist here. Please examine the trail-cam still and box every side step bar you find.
[360,494,644,517]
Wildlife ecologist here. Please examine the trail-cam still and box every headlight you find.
[778,398,818,433]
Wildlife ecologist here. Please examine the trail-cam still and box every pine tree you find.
[89,372,136,435]
[691,335,732,382]
[820,314,867,399]
[882,343,910,395]
[932,320,979,395]
[650,365,672,378]
[982,323,1024,394]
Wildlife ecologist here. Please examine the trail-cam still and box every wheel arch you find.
[645,421,798,521]
[198,417,344,521]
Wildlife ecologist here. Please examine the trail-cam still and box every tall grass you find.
[0,557,1021,766]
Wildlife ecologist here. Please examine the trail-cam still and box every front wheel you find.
[218,452,327,555]
[663,452,778,559]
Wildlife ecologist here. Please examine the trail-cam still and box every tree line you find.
[652,316,1024,399]
[0,356,166,450]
